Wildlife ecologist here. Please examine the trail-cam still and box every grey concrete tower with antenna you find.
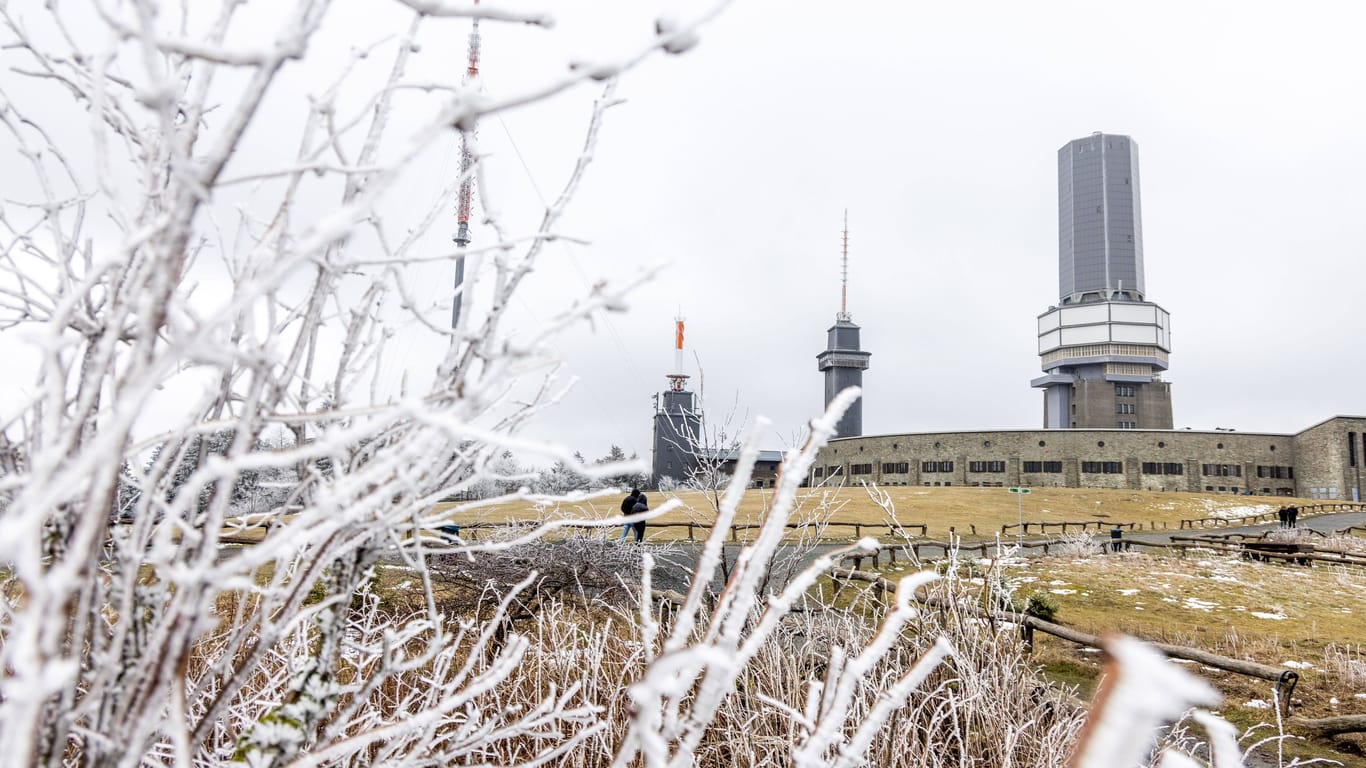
[817,213,871,438]
[1032,132,1174,429]
[652,318,701,487]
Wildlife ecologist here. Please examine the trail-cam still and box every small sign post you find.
[1007,487,1031,547]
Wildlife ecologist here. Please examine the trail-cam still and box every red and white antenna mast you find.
[837,209,852,322]
[667,316,689,392]
[451,3,482,328]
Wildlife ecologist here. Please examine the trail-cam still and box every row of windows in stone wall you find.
[1141,463,1185,475]
[819,461,1297,480]
[1203,485,1297,496]
[1199,464,1296,479]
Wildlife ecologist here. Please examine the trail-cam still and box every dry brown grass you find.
[428,486,1318,542]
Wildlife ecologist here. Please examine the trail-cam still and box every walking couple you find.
[620,488,648,543]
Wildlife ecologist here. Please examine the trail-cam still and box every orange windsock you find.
[675,320,684,350]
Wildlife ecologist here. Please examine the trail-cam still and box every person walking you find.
[629,493,649,543]
[619,488,640,542]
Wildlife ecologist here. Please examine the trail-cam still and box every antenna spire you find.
[837,210,852,322]
[451,3,482,328]
[667,316,689,392]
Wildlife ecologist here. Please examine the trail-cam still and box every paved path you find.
[1127,509,1366,545]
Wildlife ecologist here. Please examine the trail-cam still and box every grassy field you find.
[430,485,1322,542]
[858,543,1366,765]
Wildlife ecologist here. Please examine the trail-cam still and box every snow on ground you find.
[1282,661,1313,669]
[1244,699,1271,709]
[1194,499,1278,520]
[1251,611,1287,620]
[1182,597,1218,611]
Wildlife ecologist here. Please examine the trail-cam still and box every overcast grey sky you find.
[456,0,1365,462]
[6,0,1364,465]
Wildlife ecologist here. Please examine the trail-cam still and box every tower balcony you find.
[1037,300,1170,370]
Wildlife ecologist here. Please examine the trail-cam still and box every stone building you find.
[811,416,1366,500]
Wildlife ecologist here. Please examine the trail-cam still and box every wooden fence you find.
[1001,520,1138,535]
[442,519,928,542]
[832,567,1301,714]
[1178,501,1366,530]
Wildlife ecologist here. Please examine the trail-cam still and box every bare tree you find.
[0,2,719,765]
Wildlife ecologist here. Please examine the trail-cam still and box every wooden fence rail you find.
[1001,520,1137,535]
[1178,502,1366,530]
[832,567,1300,714]
[440,519,929,542]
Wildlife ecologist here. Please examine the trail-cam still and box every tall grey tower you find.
[816,215,871,438]
[652,318,701,487]
[1032,133,1173,429]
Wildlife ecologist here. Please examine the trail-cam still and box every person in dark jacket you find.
[629,494,649,543]
[1287,503,1299,528]
[619,488,639,542]
[1277,506,1288,529]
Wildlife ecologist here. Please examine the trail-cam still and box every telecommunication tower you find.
[816,211,871,438]
[451,5,482,329]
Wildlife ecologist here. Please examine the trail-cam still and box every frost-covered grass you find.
[1002,550,1366,762]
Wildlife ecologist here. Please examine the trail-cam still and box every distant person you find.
[1277,506,1288,529]
[1287,503,1299,529]
[1109,527,1123,553]
[630,494,649,543]
[619,488,640,542]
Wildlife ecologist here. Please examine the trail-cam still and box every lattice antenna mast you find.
[837,209,852,322]
[451,6,482,328]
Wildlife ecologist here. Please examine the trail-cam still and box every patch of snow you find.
[1209,575,1241,583]
[1118,588,1140,595]
[1244,699,1271,710]
[1282,661,1313,670]
[1048,579,1069,586]
[1134,606,1145,610]
[1050,588,1077,595]
[1353,693,1366,700]
[1251,612,1287,620]
[1182,598,1218,611]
